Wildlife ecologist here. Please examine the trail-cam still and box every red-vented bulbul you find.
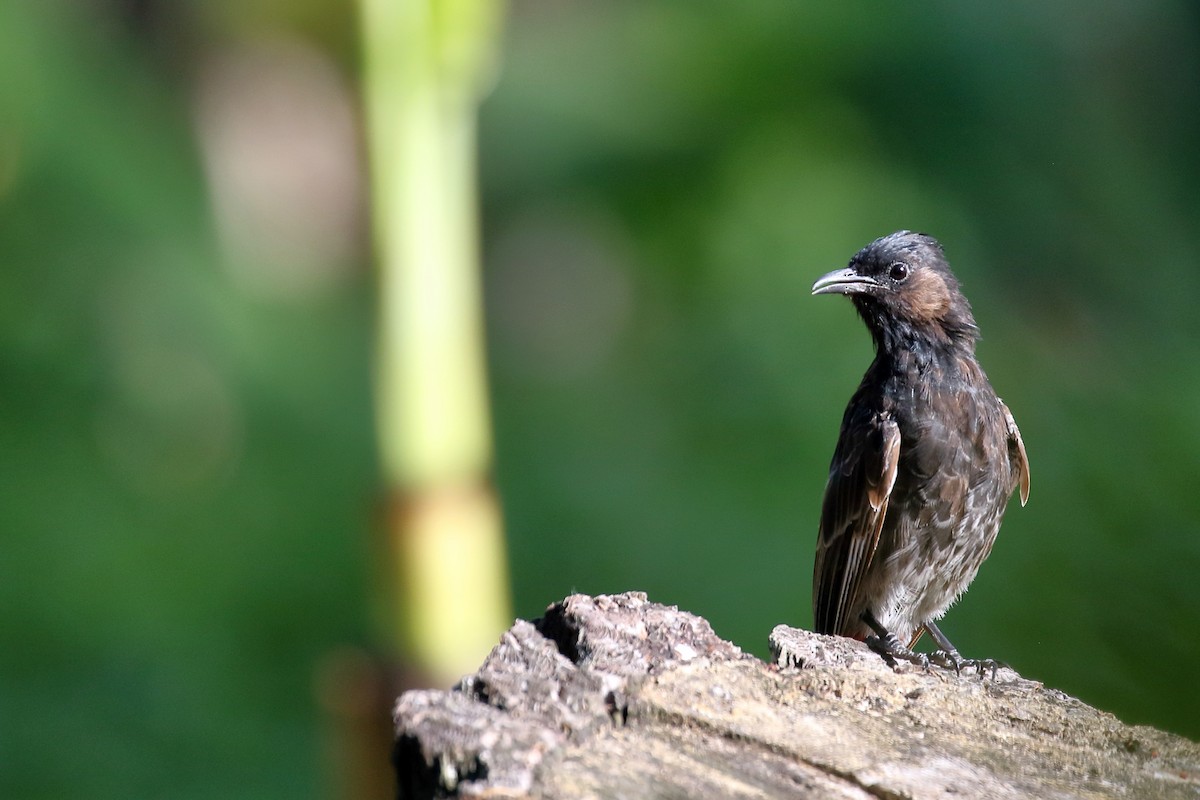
[811,231,1030,672]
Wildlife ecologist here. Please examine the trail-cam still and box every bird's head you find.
[812,231,978,351]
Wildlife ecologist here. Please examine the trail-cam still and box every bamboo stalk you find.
[359,0,509,685]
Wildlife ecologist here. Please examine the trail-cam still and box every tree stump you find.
[392,591,1199,799]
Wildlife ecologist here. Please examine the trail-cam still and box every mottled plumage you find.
[811,231,1029,670]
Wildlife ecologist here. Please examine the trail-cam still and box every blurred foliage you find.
[2,0,1198,797]
[0,2,374,797]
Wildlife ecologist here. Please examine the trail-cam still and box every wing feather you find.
[1000,401,1030,506]
[812,413,900,636]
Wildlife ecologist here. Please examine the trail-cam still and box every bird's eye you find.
[888,262,910,282]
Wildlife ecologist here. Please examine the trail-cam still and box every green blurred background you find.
[4,0,1199,797]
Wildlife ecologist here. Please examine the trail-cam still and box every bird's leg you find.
[861,610,929,670]
[923,619,962,667]
[923,620,1004,679]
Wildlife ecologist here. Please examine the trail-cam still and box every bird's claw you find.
[928,649,1001,679]
[867,633,930,671]
[866,635,1004,679]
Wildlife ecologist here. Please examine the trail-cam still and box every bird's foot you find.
[866,632,930,671]
[928,649,1003,679]
[922,621,1008,679]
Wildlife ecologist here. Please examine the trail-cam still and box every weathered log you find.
[393,592,1199,799]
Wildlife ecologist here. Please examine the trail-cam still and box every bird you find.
[810,231,1030,673]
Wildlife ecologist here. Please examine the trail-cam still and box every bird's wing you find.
[812,413,900,637]
[1000,401,1030,506]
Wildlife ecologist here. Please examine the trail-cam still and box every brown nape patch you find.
[902,268,951,323]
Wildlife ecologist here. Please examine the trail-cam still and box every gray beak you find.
[811,267,882,296]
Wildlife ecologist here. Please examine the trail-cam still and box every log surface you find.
[393,592,1199,799]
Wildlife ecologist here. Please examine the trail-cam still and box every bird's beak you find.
[811,267,881,297]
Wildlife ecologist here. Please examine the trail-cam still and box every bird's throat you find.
[856,301,976,366]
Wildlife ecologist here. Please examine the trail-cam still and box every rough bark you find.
[393,592,1199,799]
